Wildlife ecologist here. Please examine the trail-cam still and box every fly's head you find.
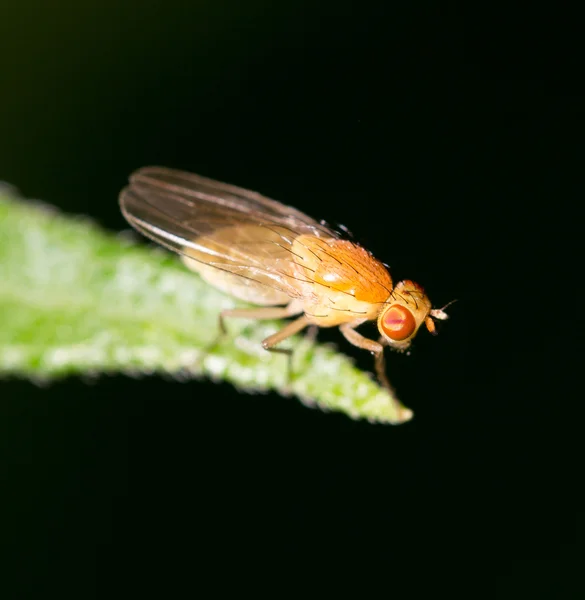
[377,280,451,351]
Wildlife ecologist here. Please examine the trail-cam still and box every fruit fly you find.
[119,166,450,395]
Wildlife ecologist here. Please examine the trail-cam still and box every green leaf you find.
[0,185,413,424]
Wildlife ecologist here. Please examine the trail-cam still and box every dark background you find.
[0,1,582,595]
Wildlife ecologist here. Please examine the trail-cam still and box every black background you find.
[0,1,582,596]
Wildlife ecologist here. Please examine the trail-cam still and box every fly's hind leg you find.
[216,302,304,339]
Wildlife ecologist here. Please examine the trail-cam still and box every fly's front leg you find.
[339,322,396,398]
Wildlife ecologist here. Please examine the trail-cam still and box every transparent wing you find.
[119,166,340,298]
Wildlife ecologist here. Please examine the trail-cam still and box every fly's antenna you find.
[429,298,458,321]
[425,299,457,335]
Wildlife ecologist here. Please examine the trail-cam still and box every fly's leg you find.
[261,315,310,385]
[305,325,319,344]
[197,303,303,370]
[339,322,412,420]
[216,304,301,336]
[339,323,393,392]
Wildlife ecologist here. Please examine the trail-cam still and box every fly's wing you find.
[119,166,340,299]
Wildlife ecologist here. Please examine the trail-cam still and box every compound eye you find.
[381,305,416,341]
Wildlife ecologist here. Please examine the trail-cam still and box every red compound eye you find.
[381,305,416,341]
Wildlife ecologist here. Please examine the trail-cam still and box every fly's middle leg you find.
[197,302,304,373]
[260,315,310,384]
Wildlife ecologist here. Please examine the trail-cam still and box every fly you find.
[119,166,451,399]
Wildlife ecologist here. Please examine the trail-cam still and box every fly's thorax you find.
[377,280,433,350]
[289,234,394,327]
[290,235,393,303]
